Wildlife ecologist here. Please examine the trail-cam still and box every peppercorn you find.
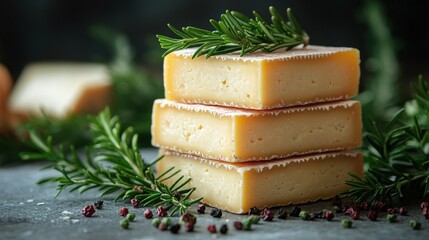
[350,210,360,220]
[210,208,222,218]
[247,215,261,224]
[423,208,429,219]
[126,213,136,221]
[144,208,153,219]
[248,206,261,215]
[410,220,421,230]
[207,224,217,233]
[119,207,129,217]
[341,219,352,228]
[162,217,171,227]
[387,214,397,223]
[170,224,181,234]
[324,211,334,221]
[81,205,96,217]
[242,218,252,231]
[120,219,129,229]
[299,211,310,220]
[130,198,139,208]
[290,206,302,217]
[157,206,168,217]
[399,207,408,216]
[133,185,143,192]
[185,222,194,232]
[179,212,197,225]
[358,201,369,211]
[309,213,317,220]
[197,204,206,214]
[420,201,429,212]
[278,208,288,219]
[344,207,354,215]
[158,222,168,231]
[332,195,342,208]
[233,221,243,230]
[220,224,228,234]
[312,211,324,219]
[94,200,103,210]
[367,209,378,221]
[261,208,274,221]
[387,208,397,214]
[373,200,386,212]
[151,218,161,228]
[334,206,343,213]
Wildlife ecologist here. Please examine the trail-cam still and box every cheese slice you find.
[0,64,13,133]
[8,63,111,126]
[151,99,362,162]
[164,45,360,109]
[157,149,364,214]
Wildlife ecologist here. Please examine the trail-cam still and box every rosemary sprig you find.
[21,109,201,215]
[344,75,429,204]
[157,6,309,59]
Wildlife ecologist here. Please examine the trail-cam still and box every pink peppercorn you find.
[185,222,194,232]
[261,208,274,221]
[399,207,408,216]
[207,224,217,233]
[367,209,378,221]
[197,204,206,214]
[130,198,139,208]
[81,205,96,217]
[233,221,243,230]
[119,207,129,217]
[157,206,168,217]
[144,208,153,219]
[324,210,334,221]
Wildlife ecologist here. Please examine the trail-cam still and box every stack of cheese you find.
[151,46,363,214]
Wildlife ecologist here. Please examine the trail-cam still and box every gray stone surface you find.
[1,149,429,240]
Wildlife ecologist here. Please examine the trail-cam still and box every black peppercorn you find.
[248,206,261,215]
[278,208,288,219]
[331,195,342,208]
[210,208,222,218]
[261,208,274,221]
[94,200,103,210]
[170,224,181,234]
[220,224,228,234]
[289,206,301,217]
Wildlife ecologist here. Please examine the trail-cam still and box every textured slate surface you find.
[1,149,429,240]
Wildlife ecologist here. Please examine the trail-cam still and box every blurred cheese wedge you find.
[0,64,13,133]
[158,149,364,214]
[164,45,360,109]
[8,63,111,125]
[152,99,362,162]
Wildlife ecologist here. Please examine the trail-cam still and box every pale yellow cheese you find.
[0,64,12,133]
[151,99,362,162]
[164,45,360,109]
[157,149,364,214]
[8,63,111,126]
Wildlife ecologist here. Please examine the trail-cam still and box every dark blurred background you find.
[0,0,428,83]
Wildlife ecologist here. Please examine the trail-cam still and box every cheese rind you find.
[164,45,360,109]
[157,149,364,214]
[8,63,111,125]
[151,99,362,162]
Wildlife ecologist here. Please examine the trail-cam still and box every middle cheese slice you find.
[152,99,362,162]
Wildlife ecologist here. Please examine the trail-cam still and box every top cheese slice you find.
[8,62,111,123]
[164,45,360,109]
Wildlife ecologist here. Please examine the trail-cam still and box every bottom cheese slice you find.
[157,149,364,214]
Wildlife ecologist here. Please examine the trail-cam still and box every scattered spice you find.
[373,200,387,212]
[242,218,252,231]
[162,217,172,227]
[324,210,334,221]
[133,185,143,192]
[290,206,302,217]
[312,211,324,219]
[220,224,228,234]
[151,218,161,228]
[126,213,136,221]
[94,200,103,210]
[423,208,429,219]
[261,208,274,221]
[207,224,217,233]
[309,212,317,220]
[130,198,139,208]
[299,211,310,220]
[119,207,129,217]
[197,204,206,214]
[420,201,428,212]
[367,209,378,221]
[247,215,261,224]
[185,222,194,232]
[387,208,397,214]
[341,219,352,229]
[233,221,243,230]
[248,206,261,215]
[358,201,369,211]
[410,220,422,230]
[158,222,168,231]
[387,214,397,223]
[120,219,129,229]
[278,208,288,219]
[210,208,222,218]
[399,207,408,216]
[81,205,96,217]
[144,209,153,219]
[170,223,181,234]
[157,206,168,217]
[350,210,360,220]
[332,196,342,208]
[179,212,197,225]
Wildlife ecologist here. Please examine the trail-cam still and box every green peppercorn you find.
[126,213,136,221]
[299,211,310,220]
[387,214,397,223]
[242,218,252,231]
[120,219,129,229]
[410,220,421,230]
[151,218,161,228]
[246,215,261,224]
[341,219,352,229]
[162,217,172,227]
